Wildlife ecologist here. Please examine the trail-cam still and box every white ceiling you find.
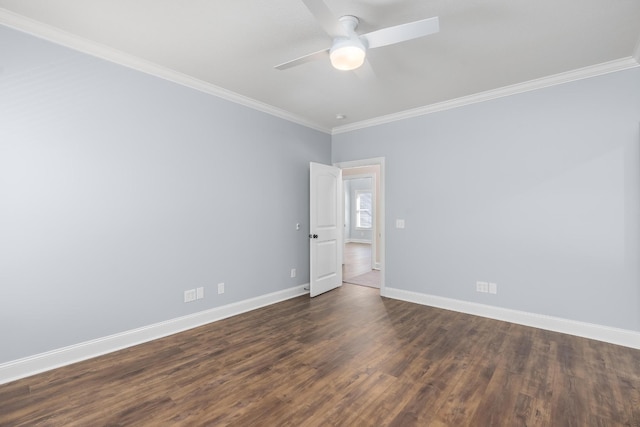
[1,0,639,133]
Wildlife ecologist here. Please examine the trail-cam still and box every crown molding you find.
[332,57,640,135]
[2,8,638,138]
[0,9,331,134]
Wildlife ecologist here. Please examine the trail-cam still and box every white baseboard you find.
[0,284,309,385]
[381,286,640,350]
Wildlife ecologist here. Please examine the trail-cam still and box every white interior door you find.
[310,162,343,297]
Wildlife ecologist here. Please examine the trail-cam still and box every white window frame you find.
[355,190,373,230]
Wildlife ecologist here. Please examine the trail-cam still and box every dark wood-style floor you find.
[2,284,639,426]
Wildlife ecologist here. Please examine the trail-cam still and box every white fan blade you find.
[354,60,377,81]
[361,16,439,49]
[275,48,330,70]
[301,0,345,37]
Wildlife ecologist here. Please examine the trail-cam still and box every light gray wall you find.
[0,25,331,363]
[333,67,640,332]
[2,23,638,366]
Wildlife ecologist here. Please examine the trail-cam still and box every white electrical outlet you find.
[396,219,405,229]
[476,281,488,293]
[196,287,204,299]
[291,268,296,278]
[184,289,196,302]
[489,282,497,294]
[218,282,225,294]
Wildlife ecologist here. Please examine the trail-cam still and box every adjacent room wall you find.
[333,67,640,332]
[343,179,352,240]
[343,165,382,267]
[344,177,373,243]
[0,25,331,364]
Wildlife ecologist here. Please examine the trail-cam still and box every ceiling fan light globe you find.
[329,43,366,71]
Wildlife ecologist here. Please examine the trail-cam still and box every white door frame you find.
[334,157,385,292]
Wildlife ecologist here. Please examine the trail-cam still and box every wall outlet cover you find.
[184,289,196,303]
[217,282,225,294]
[476,281,489,293]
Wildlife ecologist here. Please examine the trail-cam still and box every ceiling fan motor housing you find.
[329,37,367,70]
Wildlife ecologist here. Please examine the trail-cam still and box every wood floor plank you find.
[343,242,374,280]
[2,283,639,426]
[434,359,497,426]
[466,365,525,427]
[549,371,591,427]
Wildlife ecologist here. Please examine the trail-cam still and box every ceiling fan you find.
[275,0,439,72]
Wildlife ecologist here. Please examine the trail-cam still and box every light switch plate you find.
[396,219,405,229]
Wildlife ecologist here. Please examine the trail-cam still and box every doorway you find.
[334,158,385,291]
